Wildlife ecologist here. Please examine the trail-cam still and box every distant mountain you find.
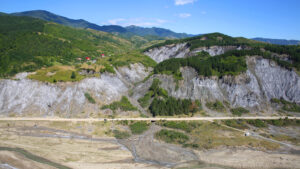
[125,25,193,39]
[11,10,127,33]
[252,37,300,45]
[11,10,193,39]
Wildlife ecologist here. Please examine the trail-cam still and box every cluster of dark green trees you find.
[141,79,200,116]
[270,98,300,112]
[264,45,300,70]
[150,97,192,116]
[154,46,300,78]
[101,96,137,111]
[154,50,254,77]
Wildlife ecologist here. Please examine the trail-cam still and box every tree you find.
[71,71,76,79]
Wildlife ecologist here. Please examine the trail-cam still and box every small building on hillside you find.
[85,57,91,61]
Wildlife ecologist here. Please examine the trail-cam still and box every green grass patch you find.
[157,121,201,133]
[97,50,156,69]
[230,107,249,116]
[271,98,300,112]
[85,92,96,104]
[113,130,131,139]
[246,119,267,128]
[129,121,149,134]
[28,66,85,83]
[260,133,299,145]
[138,91,153,108]
[266,118,300,127]
[206,101,226,112]
[0,147,71,169]
[101,96,137,111]
[223,120,249,129]
[155,129,189,144]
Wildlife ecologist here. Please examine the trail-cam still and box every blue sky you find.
[1,0,300,39]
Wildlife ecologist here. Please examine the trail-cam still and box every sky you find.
[1,0,300,39]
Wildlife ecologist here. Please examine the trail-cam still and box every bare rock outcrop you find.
[0,63,151,116]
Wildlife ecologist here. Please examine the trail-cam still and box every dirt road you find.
[0,116,299,122]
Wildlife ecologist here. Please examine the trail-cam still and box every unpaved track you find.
[0,116,299,122]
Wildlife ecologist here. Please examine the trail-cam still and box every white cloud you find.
[175,0,197,5]
[106,18,168,27]
[108,18,125,25]
[201,11,207,15]
[178,13,191,18]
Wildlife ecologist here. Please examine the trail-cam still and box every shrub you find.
[138,91,153,108]
[158,121,201,133]
[70,71,76,79]
[271,98,300,112]
[266,118,300,127]
[247,119,267,128]
[113,130,130,139]
[223,120,249,129]
[101,96,137,111]
[155,129,189,144]
[231,107,249,116]
[85,92,96,104]
[129,121,149,134]
[206,101,225,112]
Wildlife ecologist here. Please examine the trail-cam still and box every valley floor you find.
[0,119,299,169]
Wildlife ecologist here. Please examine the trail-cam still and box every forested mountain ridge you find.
[145,33,300,71]
[11,10,192,39]
[11,10,127,33]
[0,14,156,77]
[252,37,300,45]
[125,25,193,38]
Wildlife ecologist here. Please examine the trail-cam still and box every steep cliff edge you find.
[0,64,150,117]
[144,44,242,63]
[132,56,300,112]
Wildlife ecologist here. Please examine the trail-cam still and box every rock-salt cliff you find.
[141,45,300,111]
[0,64,150,116]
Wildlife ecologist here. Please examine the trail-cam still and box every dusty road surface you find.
[0,116,299,122]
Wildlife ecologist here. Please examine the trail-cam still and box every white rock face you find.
[254,58,300,103]
[220,70,263,108]
[144,44,241,63]
[0,55,299,116]
[191,46,239,56]
[117,63,151,84]
[132,57,300,110]
[0,74,128,116]
[144,43,190,63]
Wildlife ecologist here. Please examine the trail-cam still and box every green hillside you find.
[0,15,155,78]
[147,33,300,71]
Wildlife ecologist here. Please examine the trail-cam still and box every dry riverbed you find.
[0,120,299,169]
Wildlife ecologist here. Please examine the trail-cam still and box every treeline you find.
[264,45,300,70]
[154,49,262,77]
[154,47,300,78]
[149,97,192,116]
[144,33,240,51]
